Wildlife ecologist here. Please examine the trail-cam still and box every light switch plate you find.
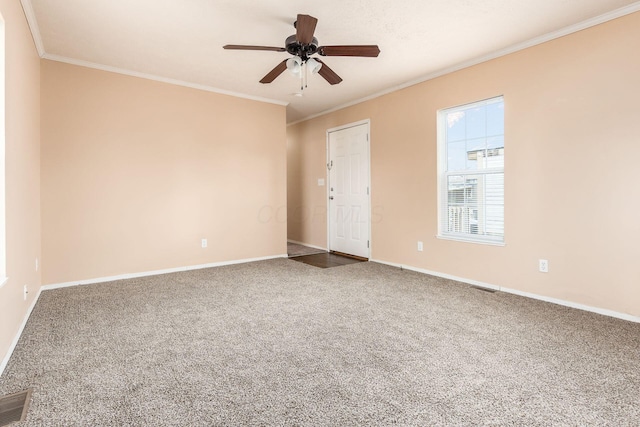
[318,179,325,186]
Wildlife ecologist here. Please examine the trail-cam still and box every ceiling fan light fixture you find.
[225,14,379,88]
[286,56,302,75]
[306,57,322,74]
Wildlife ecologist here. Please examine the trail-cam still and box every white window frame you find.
[437,96,505,245]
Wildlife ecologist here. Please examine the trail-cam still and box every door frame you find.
[326,119,372,258]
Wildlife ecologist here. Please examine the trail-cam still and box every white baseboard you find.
[0,254,287,377]
[42,254,287,291]
[0,286,44,378]
[286,240,327,251]
[4,254,635,379]
[371,259,640,324]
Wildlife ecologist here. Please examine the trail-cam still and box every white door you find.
[328,123,370,258]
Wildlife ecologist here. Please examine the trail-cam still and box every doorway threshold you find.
[290,252,367,269]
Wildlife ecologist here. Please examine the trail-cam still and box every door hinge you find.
[367,133,369,141]
[367,187,369,195]
[367,240,370,248]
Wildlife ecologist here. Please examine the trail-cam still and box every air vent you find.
[0,389,32,426]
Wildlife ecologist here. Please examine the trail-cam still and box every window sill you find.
[437,235,505,247]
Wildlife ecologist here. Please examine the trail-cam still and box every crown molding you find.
[21,0,287,106]
[20,0,45,56]
[42,54,289,106]
[288,1,640,125]
[19,0,640,121]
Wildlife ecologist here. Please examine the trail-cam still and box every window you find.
[437,96,504,244]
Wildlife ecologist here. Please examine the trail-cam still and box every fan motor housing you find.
[285,35,318,59]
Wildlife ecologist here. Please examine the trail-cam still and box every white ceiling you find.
[23,0,640,123]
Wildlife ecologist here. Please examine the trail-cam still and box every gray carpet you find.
[1,258,639,426]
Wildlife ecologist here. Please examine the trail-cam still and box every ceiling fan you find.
[223,14,380,87]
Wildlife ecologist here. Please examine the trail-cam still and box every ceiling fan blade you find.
[223,45,286,52]
[295,14,318,44]
[259,60,288,84]
[318,45,381,57]
[316,59,342,85]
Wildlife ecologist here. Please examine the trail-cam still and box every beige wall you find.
[41,60,286,284]
[0,0,42,367]
[287,12,640,318]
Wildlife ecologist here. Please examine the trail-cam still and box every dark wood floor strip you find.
[330,251,369,262]
[290,252,367,269]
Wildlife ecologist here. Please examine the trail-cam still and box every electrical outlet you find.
[23,285,28,301]
[539,259,549,273]
[417,241,424,252]
[201,238,207,248]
